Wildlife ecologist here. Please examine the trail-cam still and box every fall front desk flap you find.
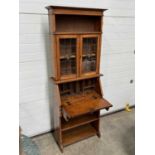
[61,90,112,121]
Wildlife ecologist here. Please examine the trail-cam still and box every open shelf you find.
[61,90,112,118]
[62,124,97,146]
[55,15,101,33]
[61,113,99,131]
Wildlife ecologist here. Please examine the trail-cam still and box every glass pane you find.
[82,37,97,73]
[59,38,76,76]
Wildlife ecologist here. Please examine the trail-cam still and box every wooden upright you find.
[46,6,112,152]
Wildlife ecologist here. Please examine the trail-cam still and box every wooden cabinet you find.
[46,6,112,152]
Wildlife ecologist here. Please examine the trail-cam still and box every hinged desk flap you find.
[61,91,112,119]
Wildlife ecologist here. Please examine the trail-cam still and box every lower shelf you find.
[61,113,99,131]
[62,124,97,146]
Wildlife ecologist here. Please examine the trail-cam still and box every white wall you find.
[19,0,135,137]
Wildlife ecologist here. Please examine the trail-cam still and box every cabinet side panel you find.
[53,82,62,144]
[48,13,58,79]
[96,77,103,96]
[50,35,58,79]
[48,12,56,33]
[91,111,100,137]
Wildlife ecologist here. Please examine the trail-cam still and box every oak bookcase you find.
[46,6,112,152]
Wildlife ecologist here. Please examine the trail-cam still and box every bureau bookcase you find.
[46,6,112,152]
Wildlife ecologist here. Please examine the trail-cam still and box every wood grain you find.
[61,113,99,131]
[61,91,112,118]
[47,6,105,16]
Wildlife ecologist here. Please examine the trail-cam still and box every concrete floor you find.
[33,109,135,155]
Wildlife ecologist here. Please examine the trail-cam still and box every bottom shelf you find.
[62,124,97,146]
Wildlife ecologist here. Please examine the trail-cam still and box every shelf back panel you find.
[56,15,101,33]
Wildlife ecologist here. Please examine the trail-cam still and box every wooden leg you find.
[97,132,101,138]
[59,145,64,153]
[53,132,64,153]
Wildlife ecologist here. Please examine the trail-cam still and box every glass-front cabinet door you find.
[80,35,100,76]
[56,35,79,80]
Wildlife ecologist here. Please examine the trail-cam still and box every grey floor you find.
[32,109,135,155]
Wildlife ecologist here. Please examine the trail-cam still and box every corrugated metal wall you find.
[19,0,135,136]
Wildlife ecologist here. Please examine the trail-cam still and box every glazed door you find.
[80,35,100,76]
[56,35,79,80]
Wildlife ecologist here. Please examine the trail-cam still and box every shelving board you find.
[52,32,102,35]
[51,74,103,84]
[62,124,97,146]
[61,113,99,131]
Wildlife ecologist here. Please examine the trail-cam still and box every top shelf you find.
[52,32,102,35]
[52,15,102,33]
